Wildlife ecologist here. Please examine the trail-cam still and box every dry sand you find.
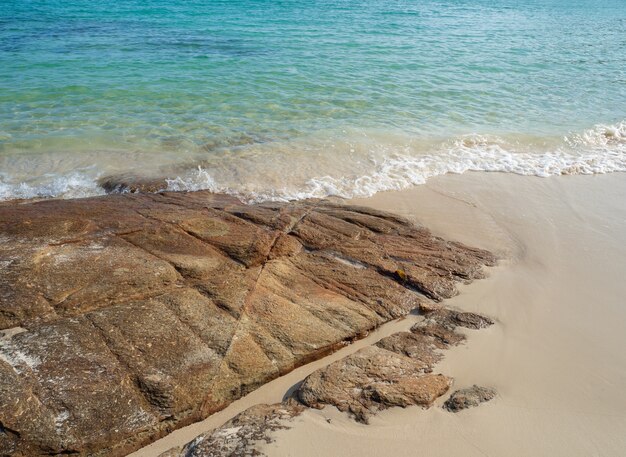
[133,172,626,457]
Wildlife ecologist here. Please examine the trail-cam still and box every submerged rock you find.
[0,190,495,455]
[98,173,169,194]
[444,385,497,412]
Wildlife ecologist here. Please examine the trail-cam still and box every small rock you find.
[423,309,494,330]
[166,402,304,457]
[375,331,443,369]
[411,322,466,348]
[418,301,443,314]
[443,385,497,412]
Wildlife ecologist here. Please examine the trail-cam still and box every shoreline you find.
[1,171,624,455]
[1,118,624,204]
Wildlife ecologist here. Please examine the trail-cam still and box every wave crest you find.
[566,121,626,148]
[0,172,104,201]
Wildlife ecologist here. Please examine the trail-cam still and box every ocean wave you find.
[165,121,626,203]
[0,172,104,201]
[565,121,626,148]
[1,121,625,203]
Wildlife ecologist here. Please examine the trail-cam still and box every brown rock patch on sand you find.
[296,309,494,423]
[0,190,494,455]
[444,385,497,412]
[297,346,452,423]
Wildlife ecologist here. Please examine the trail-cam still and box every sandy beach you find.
[130,171,626,456]
[258,171,626,456]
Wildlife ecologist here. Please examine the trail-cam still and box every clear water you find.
[0,0,625,201]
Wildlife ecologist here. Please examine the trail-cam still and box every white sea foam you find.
[163,121,626,203]
[1,122,624,203]
[565,121,626,149]
[166,166,221,193]
[0,171,105,201]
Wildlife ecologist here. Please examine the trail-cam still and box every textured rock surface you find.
[297,346,452,423]
[296,308,493,423]
[422,308,495,330]
[159,402,304,457]
[0,190,494,456]
[164,308,496,455]
[444,385,497,412]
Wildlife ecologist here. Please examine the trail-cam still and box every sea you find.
[0,0,624,202]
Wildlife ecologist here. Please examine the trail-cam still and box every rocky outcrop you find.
[444,385,497,412]
[0,190,494,456]
[296,308,493,423]
[297,346,452,423]
[164,308,496,456]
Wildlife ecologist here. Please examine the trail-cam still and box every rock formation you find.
[444,385,497,412]
[296,308,494,423]
[0,190,495,456]
[163,307,496,456]
[297,346,452,423]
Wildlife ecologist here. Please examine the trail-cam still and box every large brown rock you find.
[0,190,495,456]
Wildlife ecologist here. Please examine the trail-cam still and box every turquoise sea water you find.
[0,0,624,201]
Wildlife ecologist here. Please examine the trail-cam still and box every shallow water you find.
[0,0,625,201]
